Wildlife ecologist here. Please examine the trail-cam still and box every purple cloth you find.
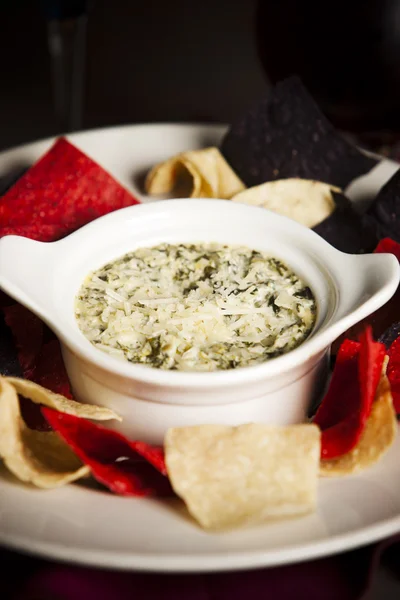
[2,536,400,600]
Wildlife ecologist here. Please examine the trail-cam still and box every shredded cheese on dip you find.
[75,243,316,371]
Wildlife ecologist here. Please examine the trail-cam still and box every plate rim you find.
[1,121,400,573]
[0,500,400,573]
[0,121,229,158]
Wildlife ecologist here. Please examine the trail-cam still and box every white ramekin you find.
[0,199,398,443]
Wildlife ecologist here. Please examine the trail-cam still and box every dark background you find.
[0,0,267,152]
[2,0,400,153]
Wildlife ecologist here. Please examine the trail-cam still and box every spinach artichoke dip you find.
[75,243,316,372]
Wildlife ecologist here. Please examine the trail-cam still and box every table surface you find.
[1,543,400,600]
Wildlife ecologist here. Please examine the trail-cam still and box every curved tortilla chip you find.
[5,377,121,421]
[320,372,397,476]
[43,407,172,497]
[0,378,89,488]
[145,147,245,199]
[165,423,320,531]
[232,178,340,227]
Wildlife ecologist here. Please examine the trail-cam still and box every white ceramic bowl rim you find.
[0,198,399,390]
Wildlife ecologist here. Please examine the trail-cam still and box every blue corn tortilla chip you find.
[220,76,377,189]
[313,193,379,254]
[378,322,400,349]
[367,168,400,243]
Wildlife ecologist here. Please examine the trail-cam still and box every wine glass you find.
[40,0,93,132]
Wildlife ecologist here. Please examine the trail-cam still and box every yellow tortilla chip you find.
[320,373,397,477]
[231,178,340,227]
[0,376,121,488]
[0,378,89,488]
[5,377,121,421]
[145,147,245,199]
[165,423,320,531]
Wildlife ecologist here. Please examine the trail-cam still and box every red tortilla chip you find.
[0,318,70,429]
[42,408,172,497]
[359,328,387,413]
[387,336,400,413]
[2,301,72,399]
[374,237,400,261]
[0,137,139,241]
[1,306,81,418]
[314,327,385,459]
[2,304,43,378]
[313,339,360,430]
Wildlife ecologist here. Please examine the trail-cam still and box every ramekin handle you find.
[0,235,56,321]
[326,251,400,340]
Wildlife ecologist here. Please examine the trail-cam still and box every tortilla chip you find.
[378,322,400,350]
[2,304,44,378]
[30,340,74,398]
[0,378,89,488]
[367,170,400,244]
[0,137,140,242]
[320,372,397,476]
[232,178,339,227]
[313,192,379,254]
[387,337,400,413]
[145,147,245,199]
[220,76,377,189]
[313,329,386,460]
[5,377,121,421]
[43,408,172,497]
[165,423,320,531]
[375,237,400,262]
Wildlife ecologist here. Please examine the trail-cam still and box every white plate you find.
[0,123,400,573]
